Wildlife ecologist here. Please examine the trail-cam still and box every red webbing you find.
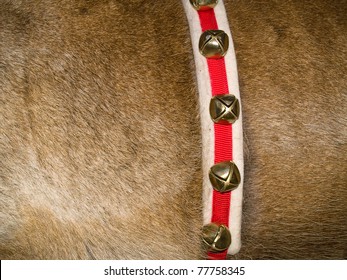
[198,9,233,260]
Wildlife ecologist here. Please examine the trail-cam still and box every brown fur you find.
[225,0,347,259]
[0,0,346,259]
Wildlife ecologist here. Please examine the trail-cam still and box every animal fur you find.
[0,0,346,259]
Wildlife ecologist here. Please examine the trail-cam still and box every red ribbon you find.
[198,9,233,260]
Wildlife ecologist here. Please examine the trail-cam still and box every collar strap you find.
[182,0,244,259]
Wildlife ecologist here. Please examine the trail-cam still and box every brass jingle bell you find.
[189,0,219,11]
[199,30,229,59]
[209,161,241,192]
[202,223,231,252]
[210,94,240,124]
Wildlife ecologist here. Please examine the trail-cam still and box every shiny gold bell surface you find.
[202,223,231,252]
[189,0,218,10]
[199,30,229,59]
[210,94,240,124]
[209,161,241,192]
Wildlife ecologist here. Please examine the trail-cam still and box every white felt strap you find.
[182,0,244,255]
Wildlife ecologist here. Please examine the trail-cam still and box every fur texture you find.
[0,0,346,259]
[226,0,347,259]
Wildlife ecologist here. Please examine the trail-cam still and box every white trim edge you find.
[182,0,244,255]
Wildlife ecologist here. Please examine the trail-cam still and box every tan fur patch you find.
[1,0,203,259]
[225,0,347,259]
